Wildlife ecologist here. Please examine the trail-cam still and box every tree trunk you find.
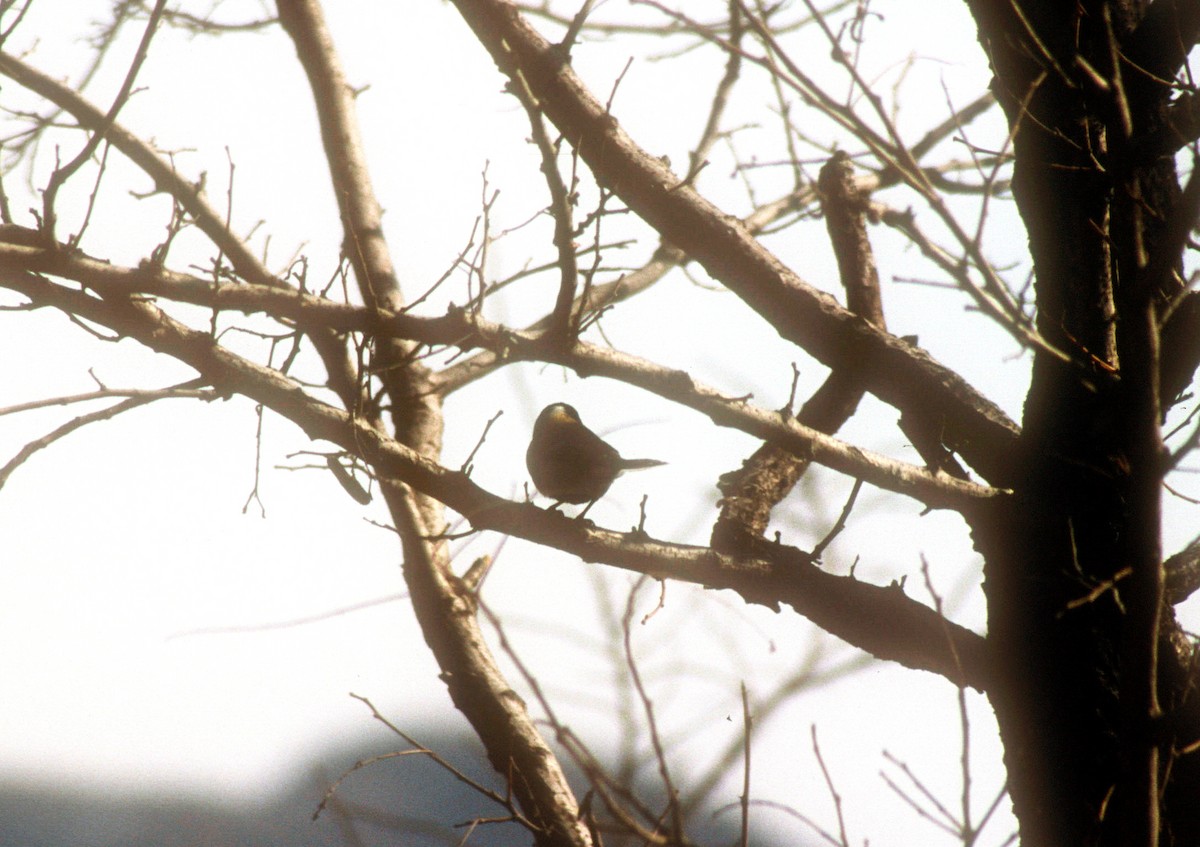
[965,1,1200,843]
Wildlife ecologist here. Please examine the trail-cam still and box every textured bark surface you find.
[961,1,1200,844]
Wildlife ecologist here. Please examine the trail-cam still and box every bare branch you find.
[276,4,589,844]
[0,51,362,409]
[811,726,851,847]
[0,244,1005,511]
[503,49,580,337]
[713,150,885,553]
[0,378,213,491]
[622,578,685,843]
[21,242,992,508]
[447,0,1021,485]
[40,0,167,244]
[2,269,992,690]
[435,88,997,396]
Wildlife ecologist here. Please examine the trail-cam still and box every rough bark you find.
[962,1,1200,843]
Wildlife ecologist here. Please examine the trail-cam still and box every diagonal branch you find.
[713,151,886,553]
[0,49,361,410]
[274,3,588,844]
[434,91,996,396]
[275,0,412,436]
[1127,0,1200,87]
[447,0,1020,486]
[504,50,580,337]
[41,0,167,243]
[432,243,686,394]
[0,378,215,491]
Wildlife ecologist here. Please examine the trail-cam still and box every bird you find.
[526,402,665,514]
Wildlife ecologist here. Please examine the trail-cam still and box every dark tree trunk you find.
[964,1,1200,843]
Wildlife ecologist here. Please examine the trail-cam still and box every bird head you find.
[535,402,582,431]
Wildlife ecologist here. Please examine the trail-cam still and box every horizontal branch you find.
[0,384,217,417]
[0,244,1008,512]
[2,267,992,690]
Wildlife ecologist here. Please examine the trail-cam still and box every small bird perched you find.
[526,402,665,513]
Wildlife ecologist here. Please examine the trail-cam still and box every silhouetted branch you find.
[448,0,1021,486]
[1,266,993,689]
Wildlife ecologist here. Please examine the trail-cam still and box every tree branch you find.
[447,0,1020,486]
[40,0,167,244]
[434,89,998,396]
[0,379,215,491]
[3,268,992,692]
[1165,537,1200,605]
[1127,0,1200,88]
[0,244,1006,513]
[0,50,361,410]
[504,49,580,337]
[274,3,588,843]
[712,151,885,553]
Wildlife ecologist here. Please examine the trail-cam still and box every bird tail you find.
[619,458,666,471]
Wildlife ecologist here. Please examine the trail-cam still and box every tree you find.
[1,0,1199,845]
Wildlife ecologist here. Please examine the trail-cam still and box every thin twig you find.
[169,592,407,638]
[739,682,752,847]
[41,0,167,242]
[503,51,579,338]
[460,409,504,475]
[811,725,850,847]
[0,385,215,417]
[0,378,212,491]
[313,693,535,832]
[623,576,685,844]
[811,478,864,559]
[920,557,976,843]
